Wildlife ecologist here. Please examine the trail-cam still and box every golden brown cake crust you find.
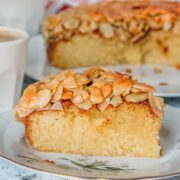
[43,0,180,44]
[15,67,164,121]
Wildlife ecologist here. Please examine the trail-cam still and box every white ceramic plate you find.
[26,35,180,97]
[1,105,180,179]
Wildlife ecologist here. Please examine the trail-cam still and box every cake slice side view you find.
[15,67,164,158]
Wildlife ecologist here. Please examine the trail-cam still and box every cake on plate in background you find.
[43,0,180,69]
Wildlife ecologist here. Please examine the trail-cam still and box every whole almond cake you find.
[43,0,180,69]
[15,67,164,158]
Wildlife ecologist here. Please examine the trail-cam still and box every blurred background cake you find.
[43,0,180,69]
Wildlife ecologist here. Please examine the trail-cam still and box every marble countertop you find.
[0,76,180,180]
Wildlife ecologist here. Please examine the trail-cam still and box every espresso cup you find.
[0,27,29,112]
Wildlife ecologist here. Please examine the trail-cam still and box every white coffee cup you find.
[0,27,29,113]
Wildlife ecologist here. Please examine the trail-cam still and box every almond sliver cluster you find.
[43,1,180,43]
[15,67,164,120]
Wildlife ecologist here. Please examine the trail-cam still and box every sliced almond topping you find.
[62,76,78,89]
[90,86,104,104]
[99,22,114,38]
[72,92,84,104]
[35,89,52,108]
[16,105,34,118]
[148,93,164,117]
[61,91,73,100]
[19,97,30,108]
[125,93,148,103]
[98,98,110,111]
[75,74,90,86]
[52,84,63,102]
[46,15,60,30]
[110,95,123,107]
[79,21,89,33]
[63,18,79,30]
[132,83,155,93]
[92,81,105,88]
[74,100,92,110]
[89,21,98,31]
[163,21,172,32]
[36,103,51,111]
[50,101,63,111]
[23,85,37,100]
[113,77,132,96]
[40,76,51,83]
[84,67,101,79]
[28,89,52,108]
[100,71,115,80]
[102,83,112,98]
[46,79,59,92]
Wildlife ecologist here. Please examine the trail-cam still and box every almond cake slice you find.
[15,67,164,158]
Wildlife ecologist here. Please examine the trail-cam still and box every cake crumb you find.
[153,67,162,74]
[159,82,168,86]
[125,68,132,74]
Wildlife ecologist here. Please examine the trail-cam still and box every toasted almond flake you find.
[98,98,110,111]
[99,22,114,38]
[110,95,123,107]
[75,74,90,86]
[92,81,105,88]
[46,79,59,92]
[132,83,155,93]
[89,21,98,31]
[74,100,92,110]
[148,93,164,117]
[53,24,63,34]
[63,18,79,30]
[163,21,172,31]
[52,84,63,102]
[17,106,34,118]
[100,71,115,80]
[113,77,132,96]
[102,83,112,98]
[61,91,73,100]
[62,76,78,89]
[84,67,101,79]
[40,76,51,83]
[23,85,37,100]
[79,21,89,33]
[19,98,30,108]
[55,70,75,82]
[73,93,84,104]
[50,101,63,111]
[90,86,104,104]
[46,15,60,30]
[37,103,51,111]
[81,90,89,101]
[33,89,52,108]
[125,93,148,103]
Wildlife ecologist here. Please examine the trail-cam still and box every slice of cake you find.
[43,0,180,69]
[15,67,164,158]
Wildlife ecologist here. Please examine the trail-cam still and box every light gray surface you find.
[0,76,179,180]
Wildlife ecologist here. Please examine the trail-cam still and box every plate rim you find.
[1,108,180,180]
